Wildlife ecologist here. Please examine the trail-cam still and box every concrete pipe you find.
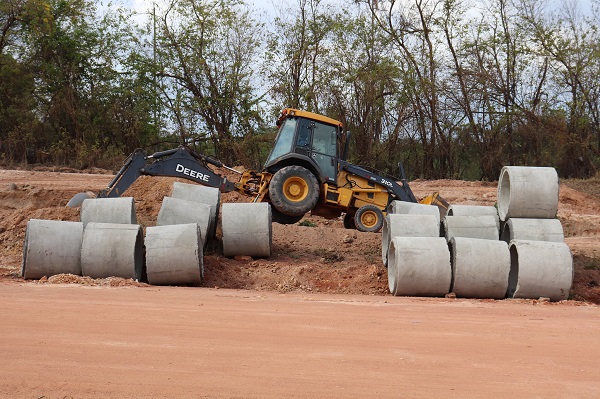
[501,218,564,243]
[22,219,84,279]
[446,205,499,229]
[81,223,144,280]
[449,237,510,299]
[443,215,499,241]
[157,196,211,246]
[497,166,559,221]
[81,197,137,227]
[387,200,441,230]
[222,202,272,258]
[171,182,220,240]
[447,205,498,218]
[507,240,573,301]
[145,223,203,286]
[381,214,439,267]
[387,237,451,297]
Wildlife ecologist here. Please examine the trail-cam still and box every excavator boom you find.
[67,147,240,207]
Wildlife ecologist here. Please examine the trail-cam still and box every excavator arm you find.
[67,147,240,207]
[98,147,238,198]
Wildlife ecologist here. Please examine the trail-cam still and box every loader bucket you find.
[418,192,449,219]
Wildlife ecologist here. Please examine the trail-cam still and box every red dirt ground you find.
[1,167,599,397]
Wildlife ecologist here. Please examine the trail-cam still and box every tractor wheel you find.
[269,165,320,216]
[271,207,304,225]
[354,205,384,233]
[343,213,356,230]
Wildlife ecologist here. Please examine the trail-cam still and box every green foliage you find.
[152,0,265,165]
[583,259,600,271]
[0,0,599,179]
[298,220,317,227]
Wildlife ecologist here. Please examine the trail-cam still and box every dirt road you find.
[1,283,599,398]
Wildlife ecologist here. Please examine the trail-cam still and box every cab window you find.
[311,121,337,157]
[266,118,297,164]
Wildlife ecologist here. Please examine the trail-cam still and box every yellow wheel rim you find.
[360,210,379,228]
[283,177,309,202]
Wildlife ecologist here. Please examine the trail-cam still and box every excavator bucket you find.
[66,192,95,208]
[418,192,449,219]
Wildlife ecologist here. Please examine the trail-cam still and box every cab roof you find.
[278,108,343,128]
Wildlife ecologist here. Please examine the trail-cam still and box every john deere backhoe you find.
[68,108,447,232]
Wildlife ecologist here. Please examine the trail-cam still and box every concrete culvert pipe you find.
[381,214,439,267]
[171,182,220,240]
[501,218,564,243]
[387,237,451,297]
[443,215,499,241]
[447,205,498,218]
[157,196,211,246]
[507,240,573,301]
[449,237,510,299]
[222,203,272,258]
[387,200,441,230]
[81,197,137,227]
[497,166,559,221]
[446,205,499,229]
[22,219,84,279]
[145,223,203,286]
[81,223,144,280]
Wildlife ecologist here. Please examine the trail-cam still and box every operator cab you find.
[264,108,346,184]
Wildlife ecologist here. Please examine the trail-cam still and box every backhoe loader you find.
[68,108,448,232]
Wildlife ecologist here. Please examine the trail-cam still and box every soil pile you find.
[1,168,599,303]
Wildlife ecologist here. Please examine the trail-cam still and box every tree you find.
[364,0,458,178]
[322,8,404,173]
[520,0,599,177]
[154,0,264,165]
[265,0,333,113]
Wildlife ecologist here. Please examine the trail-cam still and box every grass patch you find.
[298,220,317,227]
[313,248,345,263]
[583,259,600,270]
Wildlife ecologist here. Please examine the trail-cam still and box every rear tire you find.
[269,165,319,216]
[354,205,384,233]
[343,213,356,230]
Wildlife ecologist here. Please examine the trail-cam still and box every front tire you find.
[269,165,320,216]
[354,205,384,233]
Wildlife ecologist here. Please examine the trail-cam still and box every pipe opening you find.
[507,244,520,298]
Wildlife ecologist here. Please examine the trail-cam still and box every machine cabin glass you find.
[265,117,298,165]
[307,120,337,182]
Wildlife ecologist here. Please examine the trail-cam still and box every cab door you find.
[309,121,338,183]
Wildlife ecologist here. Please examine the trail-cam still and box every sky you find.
[108,0,596,24]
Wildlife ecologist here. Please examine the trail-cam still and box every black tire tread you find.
[354,205,384,233]
[343,213,356,230]
[269,165,320,217]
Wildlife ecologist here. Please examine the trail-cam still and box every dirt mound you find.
[0,168,599,303]
[39,274,149,287]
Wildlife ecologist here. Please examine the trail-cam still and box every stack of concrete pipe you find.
[384,166,573,301]
[22,197,147,281]
[170,182,220,240]
[497,166,571,301]
[23,183,274,286]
